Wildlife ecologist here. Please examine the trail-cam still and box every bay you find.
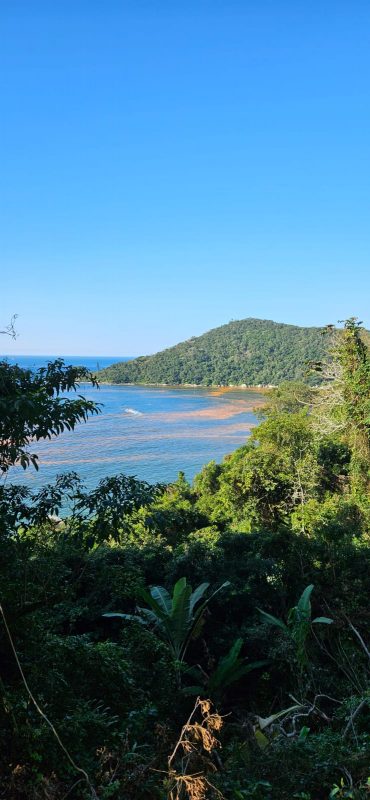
[3,356,264,489]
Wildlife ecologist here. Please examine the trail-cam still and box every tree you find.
[312,319,370,493]
[256,380,315,419]
[335,319,370,487]
[0,358,101,472]
[104,576,229,664]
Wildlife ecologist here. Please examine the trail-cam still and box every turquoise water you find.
[3,357,263,489]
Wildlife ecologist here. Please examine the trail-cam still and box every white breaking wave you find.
[124,407,143,416]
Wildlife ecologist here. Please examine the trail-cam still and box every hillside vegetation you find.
[1,319,370,799]
[96,318,328,386]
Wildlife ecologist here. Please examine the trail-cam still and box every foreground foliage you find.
[0,358,101,471]
[0,319,369,799]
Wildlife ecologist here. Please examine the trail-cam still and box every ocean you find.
[2,355,263,490]
[2,354,131,373]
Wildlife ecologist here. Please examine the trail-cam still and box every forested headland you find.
[1,318,370,800]
[96,318,329,386]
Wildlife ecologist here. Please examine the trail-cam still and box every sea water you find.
[2,356,263,489]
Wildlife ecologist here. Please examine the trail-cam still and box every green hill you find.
[97,318,329,386]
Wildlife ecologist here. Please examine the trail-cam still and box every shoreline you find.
[93,381,272,393]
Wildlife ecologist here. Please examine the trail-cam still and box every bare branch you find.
[0,314,18,339]
[346,619,370,661]
[343,698,368,739]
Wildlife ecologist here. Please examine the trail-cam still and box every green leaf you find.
[188,582,210,616]
[297,584,314,619]
[150,585,172,615]
[171,582,193,659]
[257,608,288,632]
[138,588,168,622]
[254,729,269,749]
[172,577,188,611]
[102,612,145,624]
[182,685,204,696]
[257,703,303,730]
[136,607,160,626]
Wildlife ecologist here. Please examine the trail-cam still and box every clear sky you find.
[2,1,370,356]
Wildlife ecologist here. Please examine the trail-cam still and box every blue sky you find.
[2,1,370,356]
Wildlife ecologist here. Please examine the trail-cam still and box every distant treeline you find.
[96,317,328,385]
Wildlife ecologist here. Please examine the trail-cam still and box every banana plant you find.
[104,576,229,664]
[257,584,332,667]
[184,637,267,701]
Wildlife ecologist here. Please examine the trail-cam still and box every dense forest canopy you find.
[96,318,330,386]
[0,319,370,800]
